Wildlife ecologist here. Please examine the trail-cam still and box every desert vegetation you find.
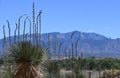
[1,55,120,78]
[1,2,120,78]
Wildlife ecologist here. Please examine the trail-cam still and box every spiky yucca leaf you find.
[9,41,46,65]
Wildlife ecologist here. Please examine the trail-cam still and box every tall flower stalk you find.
[71,31,76,58]
[32,2,35,44]
[17,14,27,44]
[75,36,80,59]
[48,34,50,59]
[7,20,11,45]
[71,31,75,69]
[14,23,18,43]
[23,16,31,42]
[54,35,58,59]
[3,25,6,66]
[39,11,42,45]
[58,42,63,60]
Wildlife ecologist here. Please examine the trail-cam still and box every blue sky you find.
[0,0,120,39]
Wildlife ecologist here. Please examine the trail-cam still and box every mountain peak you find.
[66,30,108,40]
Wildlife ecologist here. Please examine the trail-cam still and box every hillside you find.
[1,31,120,57]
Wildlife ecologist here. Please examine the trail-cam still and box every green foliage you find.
[1,65,14,78]
[46,60,60,78]
[0,58,4,65]
[1,41,47,78]
[8,41,47,66]
[52,57,120,71]
[77,73,86,78]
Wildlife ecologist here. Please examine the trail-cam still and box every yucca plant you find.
[7,41,47,78]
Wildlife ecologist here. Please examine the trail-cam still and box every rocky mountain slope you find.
[1,31,120,57]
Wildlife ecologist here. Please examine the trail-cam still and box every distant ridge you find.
[1,31,120,57]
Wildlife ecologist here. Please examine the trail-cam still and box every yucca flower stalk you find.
[36,11,41,46]
[71,31,75,58]
[17,14,27,44]
[75,36,80,59]
[47,33,50,59]
[23,18,26,41]
[58,42,63,60]
[38,11,42,45]
[64,47,67,59]
[7,41,47,78]
[14,23,18,43]
[54,35,58,59]
[71,31,75,70]
[64,47,68,70]
[32,2,35,44]
[3,25,6,66]
[23,16,31,42]
[7,20,11,45]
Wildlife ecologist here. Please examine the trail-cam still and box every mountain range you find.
[1,31,120,57]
